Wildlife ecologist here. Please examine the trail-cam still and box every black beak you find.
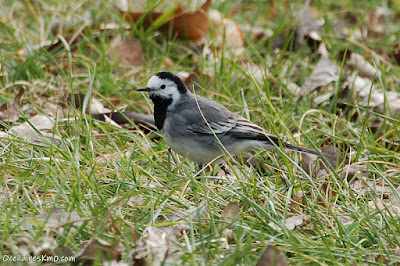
[136,87,151,92]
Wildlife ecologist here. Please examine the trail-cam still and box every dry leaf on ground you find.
[268,215,304,231]
[221,202,241,222]
[350,177,393,197]
[75,238,123,264]
[239,24,273,41]
[290,190,304,212]
[4,114,61,145]
[273,1,322,51]
[256,245,288,266]
[133,226,181,265]
[368,7,390,36]
[209,10,244,54]
[28,208,83,234]
[163,200,207,233]
[301,58,341,96]
[0,88,25,122]
[107,38,144,67]
[345,51,381,80]
[368,200,400,218]
[389,186,400,207]
[121,0,211,41]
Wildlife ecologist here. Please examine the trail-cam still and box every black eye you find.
[160,85,166,89]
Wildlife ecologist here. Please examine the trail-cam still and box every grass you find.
[1,0,400,265]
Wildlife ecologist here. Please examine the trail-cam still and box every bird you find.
[137,71,330,169]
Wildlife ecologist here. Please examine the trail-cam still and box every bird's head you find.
[137,72,188,101]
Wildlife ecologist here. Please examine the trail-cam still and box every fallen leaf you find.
[122,0,211,41]
[184,66,213,92]
[302,145,340,178]
[28,208,83,234]
[302,58,340,96]
[133,226,181,265]
[76,238,122,264]
[163,200,207,233]
[6,114,62,146]
[339,164,369,181]
[0,88,25,122]
[239,24,273,41]
[368,200,400,218]
[395,246,400,257]
[344,72,374,98]
[268,215,304,231]
[209,10,244,54]
[295,2,322,45]
[107,38,144,67]
[389,186,400,208]
[112,0,128,12]
[222,201,241,222]
[256,245,289,266]
[350,177,393,198]
[284,215,304,230]
[290,190,304,212]
[368,7,390,36]
[370,91,400,118]
[345,51,381,80]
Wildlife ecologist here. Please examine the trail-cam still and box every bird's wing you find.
[178,95,282,145]
[179,96,237,135]
[229,116,282,144]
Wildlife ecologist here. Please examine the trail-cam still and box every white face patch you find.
[146,75,182,102]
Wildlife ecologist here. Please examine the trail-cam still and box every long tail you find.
[263,134,337,161]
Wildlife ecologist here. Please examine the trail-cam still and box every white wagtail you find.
[137,72,330,169]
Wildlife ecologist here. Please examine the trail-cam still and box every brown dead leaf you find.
[122,0,211,41]
[163,200,207,234]
[0,88,25,122]
[32,208,83,233]
[222,201,241,222]
[389,186,400,208]
[345,51,381,80]
[395,246,400,257]
[133,226,181,265]
[302,146,346,178]
[269,215,304,231]
[239,24,273,41]
[339,164,369,181]
[351,177,393,196]
[368,200,400,218]
[368,7,390,36]
[290,190,304,212]
[302,58,340,96]
[295,2,321,44]
[107,38,144,67]
[209,10,244,54]
[256,245,288,266]
[76,238,122,264]
[6,114,62,146]
[184,66,213,92]
[370,91,400,118]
